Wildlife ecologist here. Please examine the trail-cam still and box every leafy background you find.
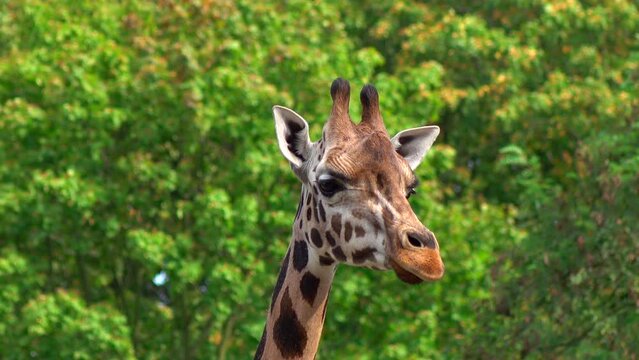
[1,0,637,359]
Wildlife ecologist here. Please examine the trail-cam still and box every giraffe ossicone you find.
[256,78,444,359]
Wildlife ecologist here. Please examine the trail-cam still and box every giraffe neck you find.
[255,192,337,359]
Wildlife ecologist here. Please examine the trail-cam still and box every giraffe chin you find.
[389,259,424,285]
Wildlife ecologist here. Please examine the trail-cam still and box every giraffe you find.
[255,78,444,359]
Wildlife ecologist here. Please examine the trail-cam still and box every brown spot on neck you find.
[273,288,308,358]
[254,327,267,360]
[270,249,290,312]
[300,272,321,306]
[293,241,308,272]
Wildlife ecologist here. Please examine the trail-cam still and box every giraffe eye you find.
[406,179,419,199]
[318,177,344,197]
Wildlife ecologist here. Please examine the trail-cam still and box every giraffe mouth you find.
[389,259,423,285]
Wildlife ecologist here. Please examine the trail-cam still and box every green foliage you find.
[469,125,639,359]
[0,0,637,358]
[17,290,135,359]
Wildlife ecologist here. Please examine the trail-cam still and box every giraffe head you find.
[273,78,443,283]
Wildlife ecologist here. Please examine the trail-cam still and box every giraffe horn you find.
[360,84,385,129]
[328,78,352,128]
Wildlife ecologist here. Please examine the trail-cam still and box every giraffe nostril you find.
[407,234,424,248]
[405,231,437,250]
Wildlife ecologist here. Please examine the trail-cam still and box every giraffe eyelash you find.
[406,179,419,199]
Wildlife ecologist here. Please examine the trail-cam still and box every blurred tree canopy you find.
[0,0,637,358]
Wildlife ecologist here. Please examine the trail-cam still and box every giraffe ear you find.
[273,105,312,168]
[391,125,440,170]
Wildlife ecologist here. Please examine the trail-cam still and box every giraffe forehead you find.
[322,133,412,189]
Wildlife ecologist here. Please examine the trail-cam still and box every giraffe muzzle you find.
[389,230,444,284]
